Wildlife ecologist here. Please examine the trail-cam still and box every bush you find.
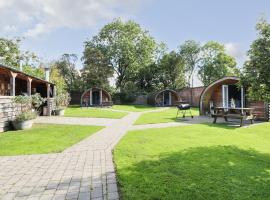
[14,94,45,111]
[31,94,45,110]
[14,95,32,106]
[55,93,71,109]
[15,111,37,122]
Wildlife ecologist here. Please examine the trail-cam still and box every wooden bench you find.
[212,107,254,127]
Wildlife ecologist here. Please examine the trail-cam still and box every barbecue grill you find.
[176,103,194,119]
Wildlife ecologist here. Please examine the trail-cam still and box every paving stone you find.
[0,112,145,199]
[107,192,119,200]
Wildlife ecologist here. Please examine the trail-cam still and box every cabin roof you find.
[0,64,55,85]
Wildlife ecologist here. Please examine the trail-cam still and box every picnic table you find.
[211,107,255,127]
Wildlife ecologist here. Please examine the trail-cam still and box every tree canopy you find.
[84,19,158,91]
[81,43,114,90]
[198,41,238,86]
[241,19,270,101]
[179,40,201,87]
[54,54,80,92]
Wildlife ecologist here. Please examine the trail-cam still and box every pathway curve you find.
[0,108,209,200]
[0,112,140,200]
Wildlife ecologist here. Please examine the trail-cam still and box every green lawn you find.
[114,123,270,200]
[112,105,161,112]
[134,107,199,125]
[64,105,128,119]
[0,124,103,155]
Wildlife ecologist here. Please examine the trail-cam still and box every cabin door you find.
[222,85,244,108]
[92,91,100,105]
[163,91,170,106]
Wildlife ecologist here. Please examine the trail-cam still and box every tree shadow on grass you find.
[116,146,270,200]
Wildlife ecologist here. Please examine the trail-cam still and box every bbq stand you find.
[176,103,194,119]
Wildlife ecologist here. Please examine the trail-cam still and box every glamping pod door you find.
[222,85,244,108]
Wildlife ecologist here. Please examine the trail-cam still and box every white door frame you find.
[222,85,229,108]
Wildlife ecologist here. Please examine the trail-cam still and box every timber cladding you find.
[248,101,268,121]
[0,97,26,132]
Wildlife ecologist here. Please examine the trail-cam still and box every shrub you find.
[55,93,71,109]
[13,94,45,111]
[15,111,37,122]
[31,93,45,110]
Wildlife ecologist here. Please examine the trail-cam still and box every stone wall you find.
[178,87,205,107]
[0,96,23,132]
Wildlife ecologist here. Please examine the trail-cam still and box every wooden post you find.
[100,90,103,106]
[47,83,51,116]
[9,72,17,96]
[27,77,32,96]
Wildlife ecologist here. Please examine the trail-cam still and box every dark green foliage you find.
[198,41,238,86]
[241,19,270,101]
[157,51,186,89]
[84,19,158,91]
[81,44,113,90]
[54,54,80,92]
[179,40,201,87]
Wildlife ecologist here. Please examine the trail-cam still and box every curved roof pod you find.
[81,87,112,107]
[199,76,240,115]
[148,89,180,106]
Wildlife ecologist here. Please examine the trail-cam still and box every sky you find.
[0,0,270,86]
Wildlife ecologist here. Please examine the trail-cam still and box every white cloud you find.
[0,0,143,37]
[224,42,244,59]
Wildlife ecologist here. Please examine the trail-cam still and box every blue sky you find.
[0,0,269,85]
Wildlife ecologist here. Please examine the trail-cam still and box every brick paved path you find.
[0,113,140,200]
[0,109,217,200]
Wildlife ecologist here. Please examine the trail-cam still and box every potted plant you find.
[55,93,70,116]
[12,95,38,130]
[13,111,37,130]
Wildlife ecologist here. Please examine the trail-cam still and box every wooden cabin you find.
[0,64,55,98]
[148,89,180,106]
[0,64,56,132]
[199,76,269,121]
[81,88,112,107]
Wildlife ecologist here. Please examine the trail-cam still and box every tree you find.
[81,44,114,90]
[198,41,238,86]
[179,40,201,104]
[54,54,80,92]
[85,19,158,91]
[23,65,44,79]
[49,65,67,95]
[0,37,39,69]
[135,43,167,92]
[0,38,21,68]
[179,40,201,87]
[156,51,186,89]
[241,19,270,101]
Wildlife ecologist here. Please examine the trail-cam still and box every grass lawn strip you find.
[112,105,161,112]
[134,107,199,125]
[0,124,103,156]
[114,122,270,200]
[65,105,128,119]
